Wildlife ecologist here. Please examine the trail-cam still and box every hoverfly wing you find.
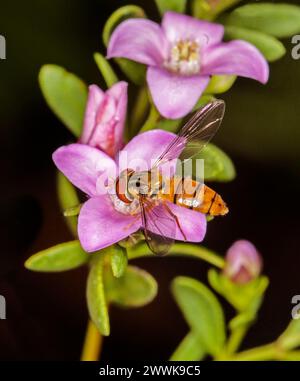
[153,100,225,168]
[139,196,176,256]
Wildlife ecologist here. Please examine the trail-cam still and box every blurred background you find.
[0,0,299,360]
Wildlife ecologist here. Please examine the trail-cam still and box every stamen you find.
[165,39,201,75]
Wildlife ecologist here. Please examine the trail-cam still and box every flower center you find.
[165,39,201,75]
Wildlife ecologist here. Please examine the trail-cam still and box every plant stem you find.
[230,343,278,361]
[130,86,149,136]
[226,325,248,355]
[139,105,160,133]
[80,319,103,361]
[127,242,225,269]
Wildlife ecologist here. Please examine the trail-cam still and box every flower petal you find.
[107,18,168,66]
[80,82,128,158]
[107,81,128,156]
[117,129,180,173]
[162,11,224,46]
[202,40,269,84]
[52,144,116,196]
[80,85,104,146]
[78,195,141,252]
[147,66,209,119]
[147,202,207,242]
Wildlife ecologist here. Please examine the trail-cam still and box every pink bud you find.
[223,240,263,284]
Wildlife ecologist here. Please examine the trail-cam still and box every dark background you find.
[0,0,299,360]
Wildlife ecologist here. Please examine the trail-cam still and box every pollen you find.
[165,39,201,75]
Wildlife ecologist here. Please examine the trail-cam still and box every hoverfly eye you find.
[136,180,141,188]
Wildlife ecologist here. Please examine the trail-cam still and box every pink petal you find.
[52,144,116,196]
[107,18,168,66]
[78,195,141,252]
[202,40,269,84]
[107,81,128,156]
[147,202,207,242]
[81,85,105,146]
[162,11,224,46]
[147,66,209,119]
[117,129,179,173]
[80,82,128,158]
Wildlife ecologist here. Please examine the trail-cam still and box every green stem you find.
[130,86,149,137]
[127,242,225,269]
[80,319,103,361]
[226,325,249,356]
[230,343,278,361]
[139,105,160,133]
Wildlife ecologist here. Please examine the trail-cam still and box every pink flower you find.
[80,81,128,158]
[107,12,269,119]
[53,130,207,252]
[223,240,263,284]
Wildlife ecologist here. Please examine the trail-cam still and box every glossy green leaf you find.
[225,26,286,62]
[194,143,236,182]
[172,276,226,356]
[110,245,128,278]
[278,319,300,351]
[25,240,88,272]
[155,0,187,15]
[104,265,157,307]
[87,254,110,336]
[103,5,146,85]
[63,204,82,217]
[57,172,79,236]
[204,75,236,94]
[39,65,87,137]
[94,52,118,87]
[192,0,242,21]
[170,331,206,361]
[225,3,300,38]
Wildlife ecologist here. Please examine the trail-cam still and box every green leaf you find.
[39,65,87,137]
[155,0,187,15]
[195,143,236,182]
[204,75,236,94]
[103,5,146,85]
[172,276,226,356]
[57,172,79,236]
[94,52,118,87]
[110,245,128,278]
[225,3,300,38]
[25,240,88,272]
[87,254,110,336]
[170,331,206,361]
[192,0,242,21]
[225,26,286,62]
[278,319,300,351]
[104,265,158,307]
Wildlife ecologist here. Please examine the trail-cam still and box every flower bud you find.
[223,240,263,284]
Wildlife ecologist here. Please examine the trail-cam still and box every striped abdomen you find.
[159,176,228,216]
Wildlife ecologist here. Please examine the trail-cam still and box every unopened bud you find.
[223,240,262,284]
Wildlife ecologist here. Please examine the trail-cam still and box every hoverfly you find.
[114,100,228,255]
